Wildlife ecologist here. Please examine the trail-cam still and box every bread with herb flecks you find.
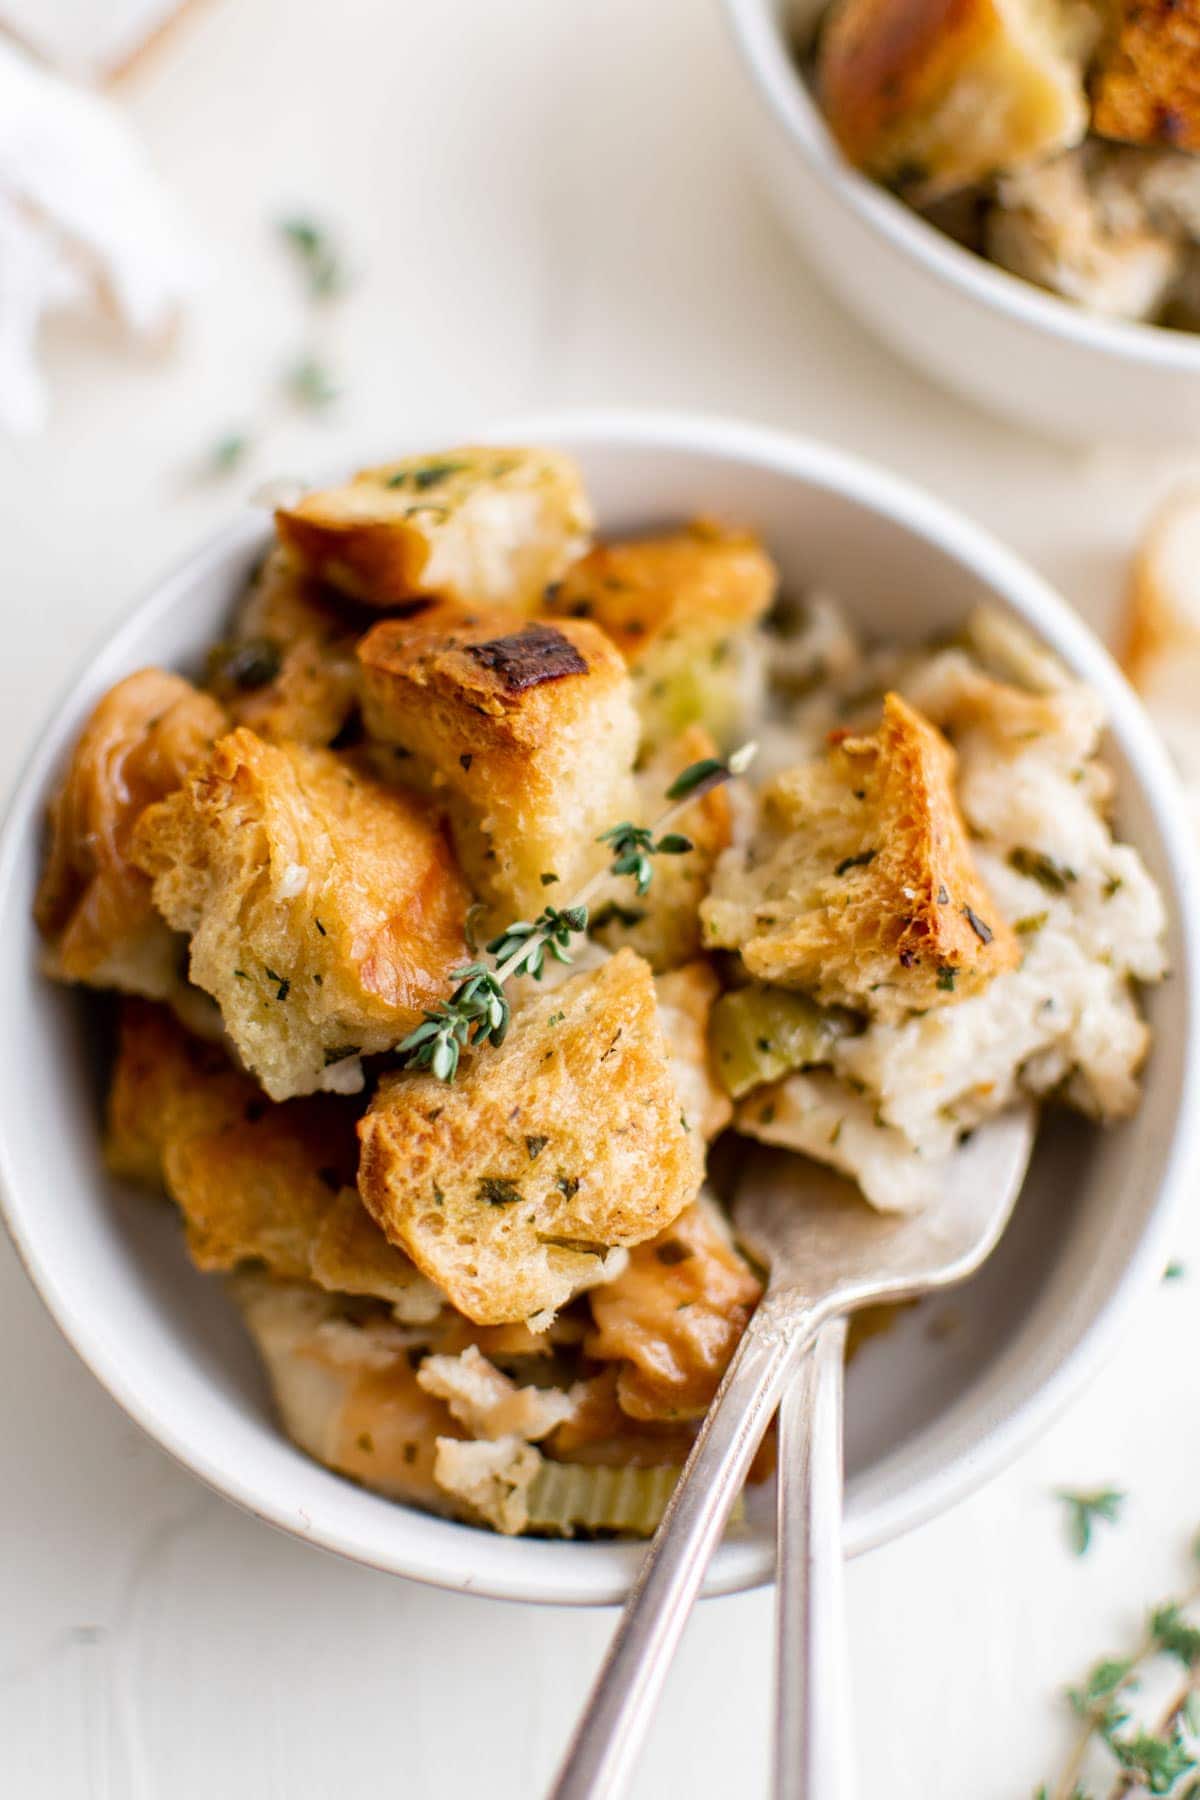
[541,521,775,751]
[701,692,1019,1020]
[130,727,469,1099]
[358,606,638,921]
[357,950,703,1326]
[207,548,362,748]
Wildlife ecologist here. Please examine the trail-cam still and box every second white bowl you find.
[722,0,1200,444]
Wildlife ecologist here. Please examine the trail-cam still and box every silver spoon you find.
[549,1102,1036,1800]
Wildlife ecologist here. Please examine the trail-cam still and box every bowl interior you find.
[0,415,1193,1605]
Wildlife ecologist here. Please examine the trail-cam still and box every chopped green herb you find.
[1015,912,1049,936]
[1009,847,1076,894]
[937,966,957,992]
[525,1135,549,1161]
[278,214,348,299]
[477,1177,523,1207]
[286,355,338,409]
[540,871,559,886]
[556,1174,580,1199]
[1165,1260,1187,1281]
[1057,1487,1125,1556]
[963,905,993,945]
[209,432,250,475]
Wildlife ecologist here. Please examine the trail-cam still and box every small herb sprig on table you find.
[396,745,756,1083]
[1037,1530,1200,1800]
[202,213,351,479]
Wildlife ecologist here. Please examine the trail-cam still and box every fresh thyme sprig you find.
[1038,1529,1200,1800]
[395,743,757,1083]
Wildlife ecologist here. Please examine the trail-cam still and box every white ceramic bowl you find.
[1,411,1196,1605]
[722,0,1200,444]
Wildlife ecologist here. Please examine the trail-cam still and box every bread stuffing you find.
[42,444,1166,1535]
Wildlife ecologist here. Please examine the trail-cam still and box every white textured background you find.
[2,1,1199,1795]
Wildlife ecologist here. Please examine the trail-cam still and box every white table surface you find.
[3,2,1199,1795]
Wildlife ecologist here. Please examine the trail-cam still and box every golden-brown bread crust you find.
[358,607,638,920]
[1091,0,1200,153]
[274,446,592,610]
[585,1199,762,1422]
[590,726,733,970]
[701,691,1019,1018]
[106,1000,438,1309]
[357,950,704,1325]
[36,669,225,997]
[542,521,775,749]
[817,0,1089,193]
[207,548,362,748]
[130,728,469,1099]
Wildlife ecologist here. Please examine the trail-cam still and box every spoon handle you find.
[774,1316,856,1800]
[549,1306,809,1800]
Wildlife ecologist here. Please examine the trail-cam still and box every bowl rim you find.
[2,406,1198,1606]
[720,0,1200,372]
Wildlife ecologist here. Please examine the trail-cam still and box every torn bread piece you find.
[1091,0,1200,154]
[106,1001,443,1318]
[1120,485,1200,831]
[586,1197,762,1421]
[590,726,733,972]
[542,521,775,751]
[358,608,638,920]
[357,950,704,1326]
[206,548,362,748]
[816,0,1091,196]
[235,1279,461,1510]
[36,669,225,999]
[275,446,592,611]
[701,691,1019,1020]
[131,728,469,1100]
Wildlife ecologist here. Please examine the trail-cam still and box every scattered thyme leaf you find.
[1057,1487,1126,1557]
[286,354,339,410]
[937,966,957,993]
[209,432,250,476]
[1165,1261,1187,1282]
[278,213,348,299]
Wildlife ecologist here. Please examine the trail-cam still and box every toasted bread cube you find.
[701,692,1019,1020]
[274,446,591,611]
[586,1197,762,1421]
[542,522,775,751]
[35,670,225,999]
[207,548,362,748]
[655,962,734,1142]
[590,727,733,971]
[817,0,1089,195]
[357,950,704,1326]
[986,145,1184,320]
[358,609,638,920]
[131,728,469,1100]
[235,1278,460,1509]
[106,1001,443,1315]
[1092,0,1200,153]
